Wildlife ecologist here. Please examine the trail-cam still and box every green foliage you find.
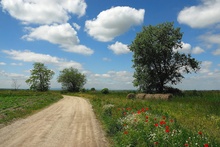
[57,67,86,92]
[101,88,109,94]
[76,91,220,146]
[90,87,96,91]
[129,22,200,93]
[0,90,62,125]
[26,62,54,91]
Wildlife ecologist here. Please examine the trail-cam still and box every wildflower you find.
[184,144,189,146]
[160,120,166,125]
[145,119,148,122]
[204,143,209,147]
[154,123,158,127]
[137,110,141,114]
[170,119,174,123]
[165,129,170,133]
[198,131,202,135]
[141,108,145,112]
[154,118,157,121]
[162,116,166,119]
[124,112,126,115]
[146,116,149,119]
[165,126,169,129]
[146,107,149,111]
[154,142,158,145]
[124,131,128,134]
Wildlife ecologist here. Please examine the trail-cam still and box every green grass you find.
[73,91,220,146]
[0,90,63,126]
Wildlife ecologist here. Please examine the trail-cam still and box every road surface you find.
[0,95,108,147]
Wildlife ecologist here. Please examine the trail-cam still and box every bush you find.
[101,88,109,94]
[90,87,96,91]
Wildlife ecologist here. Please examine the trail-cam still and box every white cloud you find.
[108,41,130,55]
[1,0,87,25]
[200,33,220,45]
[175,42,204,55]
[2,49,83,70]
[102,57,111,61]
[22,23,94,55]
[72,23,81,30]
[178,0,220,28]
[199,61,212,74]
[11,63,23,66]
[85,6,145,42]
[85,70,134,90]
[175,42,191,54]
[0,62,6,65]
[212,49,220,55]
[192,46,205,54]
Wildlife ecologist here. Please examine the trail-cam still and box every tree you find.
[26,62,54,91]
[57,67,86,92]
[129,22,200,93]
[11,79,21,90]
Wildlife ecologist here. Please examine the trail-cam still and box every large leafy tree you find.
[26,62,55,91]
[57,67,86,92]
[129,22,200,93]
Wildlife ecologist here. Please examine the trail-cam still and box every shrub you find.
[90,87,96,91]
[101,88,109,94]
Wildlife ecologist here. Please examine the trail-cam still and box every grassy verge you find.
[73,91,220,146]
[0,90,63,126]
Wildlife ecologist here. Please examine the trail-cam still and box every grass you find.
[0,90,63,126]
[72,90,220,146]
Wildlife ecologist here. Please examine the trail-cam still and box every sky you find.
[0,0,220,90]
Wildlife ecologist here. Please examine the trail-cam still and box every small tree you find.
[57,67,86,92]
[129,22,200,93]
[11,79,21,90]
[101,88,109,94]
[26,62,54,91]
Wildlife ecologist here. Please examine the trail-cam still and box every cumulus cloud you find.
[2,49,83,70]
[85,6,145,42]
[212,49,220,55]
[178,0,220,28]
[73,23,81,30]
[22,23,93,55]
[85,70,134,90]
[1,0,87,25]
[175,42,204,55]
[192,46,205,54]
[200,33,220,45]
[108,41,130,55]
[0,62,6,65]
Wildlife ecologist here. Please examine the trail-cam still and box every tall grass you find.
[0,90,63,126]
[73,91,220,146]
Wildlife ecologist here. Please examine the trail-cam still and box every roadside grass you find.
[73,91,220,146]
[0,90,63,126]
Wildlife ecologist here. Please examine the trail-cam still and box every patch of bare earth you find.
[0,95,109,147]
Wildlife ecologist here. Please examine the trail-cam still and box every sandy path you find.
[0,95,109,147]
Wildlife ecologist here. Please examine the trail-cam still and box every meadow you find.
[73,90,220,147]
[0,90,63,126]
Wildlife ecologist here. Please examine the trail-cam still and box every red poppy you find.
[146,107,149,111]
[124,112,126,115]
[145,119,148,122]
[124,131,128,135]
[170,119,174,123]
[198,131,202,135]
[137,110,141,114]
[141,108,145,112]
[154,142,158,145]
[160,120,166,125]
[154,123,158,127]
[146,116,149,119]
[184,144,189,146]
[154,118,157,121]
[165,129,170,133]
[204,143,209,147]
[162,116,166,119]
[165,126,169,129]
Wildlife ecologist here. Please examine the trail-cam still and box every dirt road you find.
[0,95,109,147]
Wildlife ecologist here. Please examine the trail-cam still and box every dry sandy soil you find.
[0,95,109,147]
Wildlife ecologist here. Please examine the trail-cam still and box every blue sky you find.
[0,0,220,90]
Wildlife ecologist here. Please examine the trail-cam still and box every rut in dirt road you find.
[0,95,109,147]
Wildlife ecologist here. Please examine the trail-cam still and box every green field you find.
[73,91,220,146]
[0,90,63,126]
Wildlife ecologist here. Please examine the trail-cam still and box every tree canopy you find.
[26,62,54,91]
[129,22,200,93]
[57,67,86,92]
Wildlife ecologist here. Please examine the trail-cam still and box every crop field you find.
[0,90,63,126]
[74,91,220,146]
